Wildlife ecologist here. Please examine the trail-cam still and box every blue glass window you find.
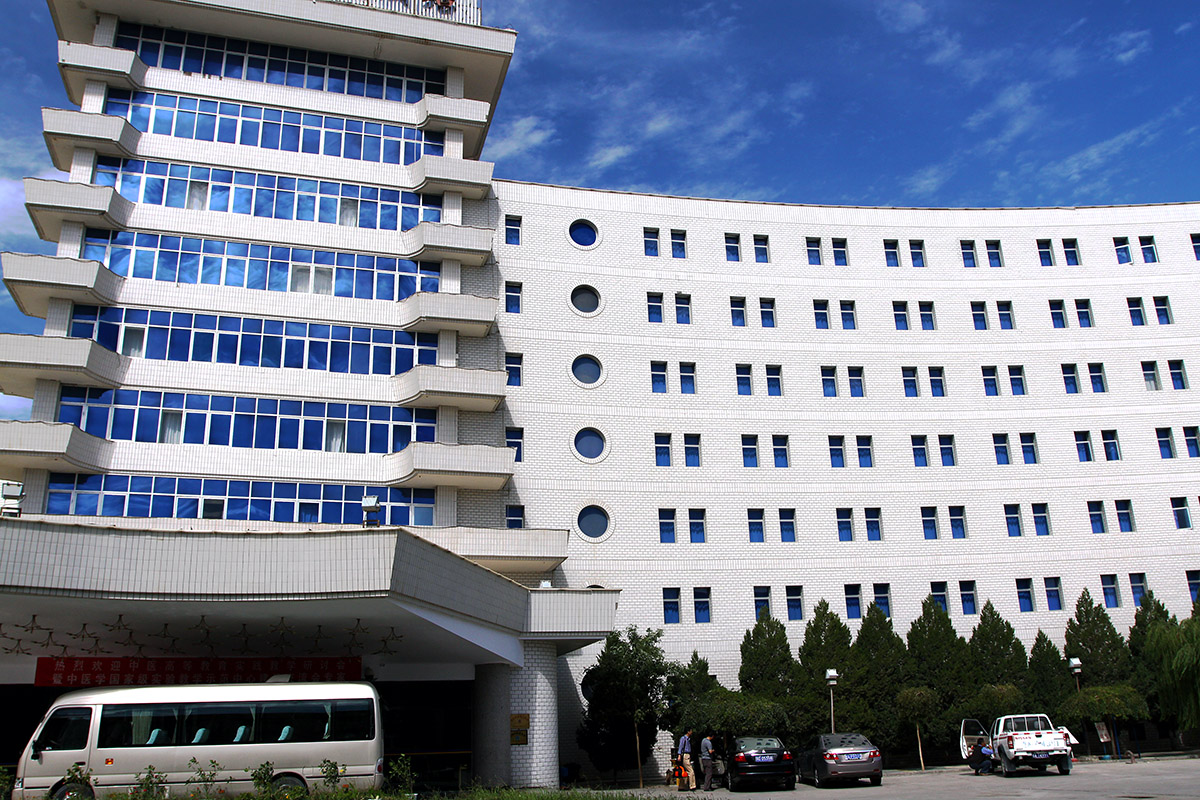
[845,584,861,619]
[693,588,711,623]
[747,509,764,542]
[836,508,853,541]
[786,585,803,620]
[780,509,796,542]
[689,508,706,543]
[960,581,977,615]
[655,433,671,466]
[659,508,676,543]
[1017,578,1034,612]
[663,588,680,624]
[1045,577,1062,611]
[922,507,939,540]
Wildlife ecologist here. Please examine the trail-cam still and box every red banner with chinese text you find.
[34,657,362,688]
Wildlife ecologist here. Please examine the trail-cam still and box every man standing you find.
[700,732,715,791]
[678,728,696,791]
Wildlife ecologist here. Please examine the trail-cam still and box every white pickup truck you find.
[960,715,1073,777]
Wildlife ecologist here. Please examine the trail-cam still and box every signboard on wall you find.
[34,657,362,687]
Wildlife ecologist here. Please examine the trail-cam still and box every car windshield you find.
[736,736,782,751]
[1003,716,1051,733]
[819,733,871,750]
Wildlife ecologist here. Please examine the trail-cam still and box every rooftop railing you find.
[320,0,482,26]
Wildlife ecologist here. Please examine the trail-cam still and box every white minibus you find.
[14,682,384,799]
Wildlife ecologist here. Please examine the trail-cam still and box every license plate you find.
[754,755,775,762]
[841,754,862,761]
[1033,753,1049,758]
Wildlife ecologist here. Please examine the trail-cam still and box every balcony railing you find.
[320,0,482,26]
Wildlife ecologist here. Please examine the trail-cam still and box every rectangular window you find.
[684,433,701,466]
[663,588,681,624]
[873,583,891,618]
[1189,569,1200,603]
[725,233,741,262]
[813,299,829,329]
[833,238,849,266]
[651,361,667,393]
[960,580,977,615]
[659,508,676,543]
[939,434,956,466]
[1172,497,1192,530]
[748,508,765,542]
[694,587,711,623]
[845,584,862,619]
[1140,235,1158,263]
[760,298,776,328]
[1017,578,1034,612]
[504,282,522,314]
[736,364,752,395]
[837,508,853,542]
[1050,300,1067,328]
[921,506,939,540]
[806,237,822,265]
[1185,426,1200,457]
[929,366,946,396]
[772,434,789,467]
[786,585,804,620]
[903,367,919,397]
[1089,363,1108,393]
[840,300,857,330]
[675,293,691,324]
[829,435,845,468]
[884,239,900,267]
[912,435,929,467]
[961,240,977,268]
[1115,499,1134,531]
[865,507,882,541]
[680,362,696,394]
[1143,360,1161,391]
[780,509,796,542]
[848,367,865,397]
[505,353,522,386]
[857,435,873,467]
[1114,236,1132,264]
[671,229,686,258]
[1157,427,1176,459]
[506,427,524,462]
[1102,430,1121,461]
[1033,503,1051,536]
[822,366,838,397]
[994,433,1011,465]
[949,505,967,539]
[766,365,782,396]
[689,508,706,543]
[1020,432,1038,464]
[1075,299,1093,328]
[1075,431,1093,462]
[754,586,771,620]
[1194,233,1200,260]
[1012,366,1029,397]
[982,366,999,396]
[1128,297,1146,326]
[894,301,910,330]
[986,240,1004,268]
[1045,577,1063,611]
[505,504,525,529]
[1062,364,1080,394]
[1063,238,1080,265]
[504,215,521,245]
[1037,239,1054,266]
[1088,500,1108,533]
[643,227,659,257]
[1101,574,1120,608]
[742,434,759,468]
[754,234,769,263]
[647,292,663,323]
[158,410,183,444]
[655,432,672,467]
[971,301,988,330]
[730,297,746,327]
[931,582,948,612]
[1170,359,1188,390]
[919,301,936,330]
[1154,296,1173,324]
[1130,573,1148,608]
[997,301,1015,329]
[1005,503,1023,537]
[910,240,926,268]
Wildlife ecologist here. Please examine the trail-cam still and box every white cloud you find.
[483,115,555,162]
[587,144,633,171]
[965,83,1042,152]
[1063,17,1088,36]
[1108,30,1151,64]
[781,81,816,124]
[0,394,31,421]
[1175,22,1194,36]
[1043,106,1183,186]
[876,0,929,33]
[923,27,962,67]
[904,162,955,198]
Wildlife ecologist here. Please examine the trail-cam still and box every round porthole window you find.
[578,505,610,539]
[569,219,599,248]
[571,355,603,385]
[571,284,601,313]
[574,427,606,459]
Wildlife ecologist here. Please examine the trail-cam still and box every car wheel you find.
[272,775,308,797]
[870,775,882,786]
[813,769,824,788]
[1058,756,1071,775]
[785,776,796,791]
[1001,755,1015,778]
[51,784,93,800]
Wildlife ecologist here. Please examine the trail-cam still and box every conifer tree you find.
[1127,590,1175,721]
[738,612,798,700]
[968,600,1027,685]
[796,599,852,683]
[905,595,970,745]
[1023,630,1073,714]
[845,603,906,748]
[1064,588,1131,686]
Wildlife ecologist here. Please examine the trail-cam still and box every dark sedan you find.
[798,732,883,787]
[723,735,795,791]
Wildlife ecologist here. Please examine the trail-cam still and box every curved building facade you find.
[2,0,1199,785]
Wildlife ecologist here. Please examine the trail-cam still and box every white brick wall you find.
[510,640,559,787]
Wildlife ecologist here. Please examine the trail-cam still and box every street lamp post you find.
[1068,658,1090,756]
[825,669,840,734]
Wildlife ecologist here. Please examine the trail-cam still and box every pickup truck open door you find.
[959,718,989,760]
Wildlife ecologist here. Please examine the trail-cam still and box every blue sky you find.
[1,0,1198,417]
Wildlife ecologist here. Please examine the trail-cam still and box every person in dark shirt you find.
[967,737,994,774]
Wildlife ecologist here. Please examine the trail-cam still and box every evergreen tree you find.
[904,595,971,748]
[1127,590,1175,721]
[796,599,853,683]
[1064,588,1131,686]
[968,600,1027,685]
[1023,630,1073,714]
[662,651,720,732]
[844,603,907,749]
[577,626,670,776]
[738,612,798,700]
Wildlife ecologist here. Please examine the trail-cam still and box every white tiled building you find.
[2,0,1199,786]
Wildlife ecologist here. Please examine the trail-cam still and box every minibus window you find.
[99,704,178,748]
[37,708,92,751]
[261,702,329,743]
[182,703,255,746]
[331,700,374,741]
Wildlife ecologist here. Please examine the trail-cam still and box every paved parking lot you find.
[629,758,1200,800]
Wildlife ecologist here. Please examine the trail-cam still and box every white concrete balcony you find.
[392,365,506,411]
[397,292,494,336]
[385,441,513,489]
[0,420,107,481]
[42,108,139,170]
[24,179,129,242]
[401,222,493,266]
[0,335,122,398]
[526,588,623,653]
[57,41,144,105]
[415,526,569,574]
[0,253,120,317]
[412,155,493,200]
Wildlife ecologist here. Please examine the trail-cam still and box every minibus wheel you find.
[51,783,94,800]
[271,774,308,797]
